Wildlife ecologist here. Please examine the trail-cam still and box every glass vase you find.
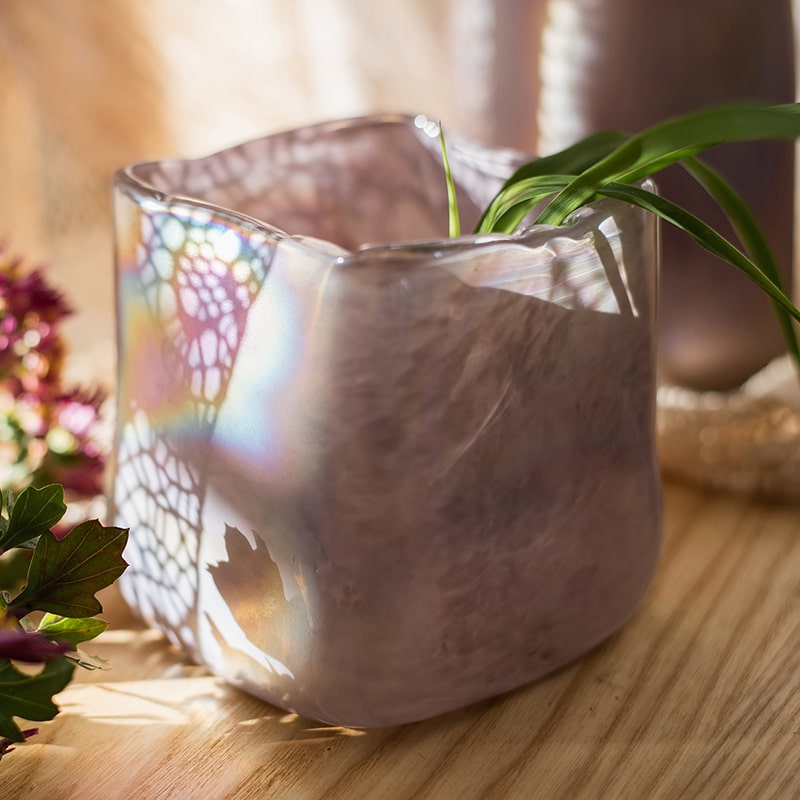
[110,114,661,727]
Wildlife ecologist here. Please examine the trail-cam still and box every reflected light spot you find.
[240,717,267,727]
[414,114,440,139]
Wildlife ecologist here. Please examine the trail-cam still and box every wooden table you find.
[4,479,800,799]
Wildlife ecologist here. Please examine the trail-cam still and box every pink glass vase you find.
[451,0,795,390]
[110,115,661,727]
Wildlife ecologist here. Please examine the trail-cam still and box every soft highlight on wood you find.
[4,481,800,798]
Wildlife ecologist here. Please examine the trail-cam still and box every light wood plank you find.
[4,482,800,799]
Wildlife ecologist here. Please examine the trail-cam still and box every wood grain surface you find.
[2,4,799,797]
[4,480,800,799]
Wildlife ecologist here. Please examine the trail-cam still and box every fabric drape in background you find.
[0,0,454,380]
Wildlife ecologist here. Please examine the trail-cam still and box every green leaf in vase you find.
[679,155,800,369]
[450,101,800,379]
[439,122,461,239]
[474,129,628,233]
[534,103,800,226]
[0,549,32,597]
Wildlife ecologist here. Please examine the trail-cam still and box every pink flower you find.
[1,245,105,500]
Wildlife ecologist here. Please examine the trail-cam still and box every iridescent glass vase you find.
[110,115,661,727]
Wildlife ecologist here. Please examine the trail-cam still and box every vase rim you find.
[114,113,649,266]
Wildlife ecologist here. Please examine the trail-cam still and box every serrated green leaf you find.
[0,485,66,555]
[0,657,75,742]
[9,521,128,618]
[37,614,109,646]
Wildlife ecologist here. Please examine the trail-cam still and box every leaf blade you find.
[474,129,628,233]
[536,103,800,226]
[475,172,800,326]
[9,521,129,618]
[439,122,461,238]
[591,181,800,322]
[37,614,109,647]
[0,485,66,554]
[0,657,75,742]
[680,155,800,376]
[476,175,572,234]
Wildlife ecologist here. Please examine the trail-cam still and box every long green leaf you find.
[474,130,628,233]
[681,155,800,375]
[439,123,461,238]
[475,172,800,327]
[536,103,800,226]
[464,103,800,383]
[477,176,572,234]
[592,181,800,323]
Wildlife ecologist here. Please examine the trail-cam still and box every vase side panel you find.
[301,268,659,725]
[187,207,659,726]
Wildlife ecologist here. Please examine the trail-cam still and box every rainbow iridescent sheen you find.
[110,115,661,727]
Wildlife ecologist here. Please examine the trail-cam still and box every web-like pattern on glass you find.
[109,115,662,727]
[114,201,272,654]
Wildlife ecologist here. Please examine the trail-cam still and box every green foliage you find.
[0,550,32,597]
[679,156,800,369]
[438,122,461,238]
[11,520,128,618]
[37,614,109,647]
[0,485,67,554]
[473,129,627,233]
[448,101,800,377]
[531,104,800,227]
[0,484,129,750]
[0,658,75,742]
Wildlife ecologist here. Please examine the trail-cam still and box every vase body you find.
[110,115,661,727]
[451,0,795,390]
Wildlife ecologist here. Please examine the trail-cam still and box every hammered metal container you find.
[110,115,662,727]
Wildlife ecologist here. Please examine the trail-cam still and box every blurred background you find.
[0,0,796,392]
[0,0,456,386]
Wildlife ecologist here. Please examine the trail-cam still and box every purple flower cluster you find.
[0,245,105,499]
